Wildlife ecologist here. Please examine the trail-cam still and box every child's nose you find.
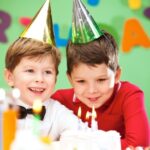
[88,83,98,94]
[35,73,44,82]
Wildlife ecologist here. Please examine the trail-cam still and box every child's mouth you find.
[29,87,45,94]
[88,97,99,102]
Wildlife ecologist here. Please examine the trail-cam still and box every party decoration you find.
[19,17,31,26]
[144,7,150,19]
[122,18,150,52]
[87,0,100,6]
[72,0,103,44]
[20,0,56,45]
[54,24,71,47]
[0,11,11,43]
[128,0,142,10]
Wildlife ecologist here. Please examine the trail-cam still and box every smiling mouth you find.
[29,87,45,94]
[88,97,99,102]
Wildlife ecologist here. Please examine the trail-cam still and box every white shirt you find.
[16,98,81,141]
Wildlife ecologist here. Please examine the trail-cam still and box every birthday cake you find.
[10,129,121,150]
[55,130,121,150]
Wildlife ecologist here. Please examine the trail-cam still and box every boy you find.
[51,0,150,148]
[4,0,84,141]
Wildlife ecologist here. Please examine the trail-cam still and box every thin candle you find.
[77,106,82,130]
[77,106,81,118]
[85,111,90,130]
[91,106,97,120]
[91,106,98,130]
[3,109,17,150]
[86,111,90,120]
[0,88,6,150]
[0,88,17,150]
[0,108,2,150]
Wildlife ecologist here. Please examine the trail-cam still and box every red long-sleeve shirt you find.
[51,81,150,149]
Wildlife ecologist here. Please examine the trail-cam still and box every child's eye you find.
[45,70,52,74]
[98,79,106,82]
[77,80,85,83]
[26,69,34,73]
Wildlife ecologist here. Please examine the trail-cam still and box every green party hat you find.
[72,0,103,44]
[20,0,55,45]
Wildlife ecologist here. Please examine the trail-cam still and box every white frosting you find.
[58,130,121,150]
[10,130,50,150]
[11,129,121,150]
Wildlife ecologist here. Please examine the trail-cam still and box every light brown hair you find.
[5,37,61,75]
[66,31,119,75]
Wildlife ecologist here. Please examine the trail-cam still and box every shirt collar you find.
[16,99,31,108]
[72,93,80,103]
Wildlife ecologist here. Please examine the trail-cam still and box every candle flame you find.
[77,106,81,118]
[92,106,97,119]
[33,99,42,114]
[85,111,90,120]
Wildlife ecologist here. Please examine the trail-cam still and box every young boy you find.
[52,31,150,148]
[51,0,150,149]
[4,0,85,141]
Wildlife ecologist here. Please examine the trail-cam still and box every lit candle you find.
[77,106,82,130]
[33,99,43,114]
[0,88,6,150]
[85,111,90,130]
[3,108,17,150]
[91,106,98,131]
[32,99,42,135]
[0,88,17,150]
[0,108,2,150]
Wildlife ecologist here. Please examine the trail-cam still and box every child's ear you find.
[4,68,14,87]
[115,68,121,84]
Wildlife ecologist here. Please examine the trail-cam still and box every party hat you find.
[20,0,55,45]
[72,0,103,44]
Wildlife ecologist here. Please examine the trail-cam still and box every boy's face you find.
[67,63,121,109]
[5,55,56,106]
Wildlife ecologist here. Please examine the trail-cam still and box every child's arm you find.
[121,90,150,149]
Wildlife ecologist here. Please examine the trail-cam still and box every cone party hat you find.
[72,0,103,44]
[20,0,55,45]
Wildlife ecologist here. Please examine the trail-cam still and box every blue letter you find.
[54,24,71,47]
[87,0,100,6]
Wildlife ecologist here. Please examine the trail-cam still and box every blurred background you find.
[0,0,150,119]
